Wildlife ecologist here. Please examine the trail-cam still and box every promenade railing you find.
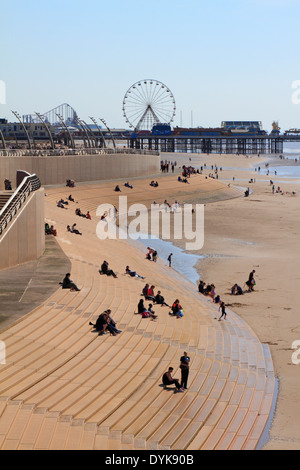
[0,174,41,236]
[0,148,160,157]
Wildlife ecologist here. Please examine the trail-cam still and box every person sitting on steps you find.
[162,367,184,392]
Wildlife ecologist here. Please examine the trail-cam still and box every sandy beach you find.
[161,152,300,450]
[41,150,300,449]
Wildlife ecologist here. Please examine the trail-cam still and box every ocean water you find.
[133,235,203,285]
[283,142,300,155]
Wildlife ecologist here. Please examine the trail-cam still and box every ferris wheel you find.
[122,79,176,131]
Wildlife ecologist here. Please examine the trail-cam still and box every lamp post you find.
[99,118,116,150]
[0,128,6,152]
[11,110,32,150]
[81,120,97,148]
[35,112,55,150]
[76,118,91,148]
[56,113,75,149]
[89,116,107,149]
[74,118,88,148]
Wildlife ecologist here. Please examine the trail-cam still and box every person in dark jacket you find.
[61,273,80,291]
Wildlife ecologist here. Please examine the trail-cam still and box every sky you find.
[1,0,300,131]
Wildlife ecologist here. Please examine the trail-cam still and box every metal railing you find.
[0,174,41,236]
[0,148,160,157]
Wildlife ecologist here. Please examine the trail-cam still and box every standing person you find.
[167,253,173,268]
[180,351,190,390]
[218,301,227,321]
[246,269,256,292]
[162,367,184,392]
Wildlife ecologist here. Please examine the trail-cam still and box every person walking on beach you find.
[246,269,256,292]
[218,302,227,321]
[168,253,173,268]
[180,351,190,389]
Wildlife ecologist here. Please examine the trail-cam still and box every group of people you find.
[66,179,75,187]
[67,224,82,235]
[160,160,177,173]
[178,176,189,184]
[89,309,122,336]
[75,208,91,219]
[142,284,169,306]
[162,351,190,392]
[146,247,158,262]
[150,180,159,187]
[57,199,68,209]
[45,223,57,236]
[198,280,227,320]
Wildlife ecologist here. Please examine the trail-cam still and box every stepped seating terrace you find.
[0,174,275,450]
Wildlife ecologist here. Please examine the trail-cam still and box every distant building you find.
[0,122,55,140]
[221,121,263,133]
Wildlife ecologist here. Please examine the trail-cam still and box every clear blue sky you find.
[1,0,300,131]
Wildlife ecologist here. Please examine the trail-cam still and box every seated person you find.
[100,260,117,278]
[68,194,75,202]
[170,299,184,318]
[231,283,243,295]
[57,200,66,209]
[146,249,152,261]
[204,284,212,296]
[105,309,122,334]
[89,312,109,335]
[145,285,156,301]
[147,304,158,320]
[154,290,169,307]
[50,225,57,236]
[71,223,82,235]
[4,179,12,190]
[61,273,80,291]
[198,280,206,294]
[114,185,121,192]
[45,223,52,235]
[142,283,149,297]
[125,266,145,279]
[137,299,147,315]
[162,367,183,391]
[86,211,91,220]
[59,198,68,205]
[208,284,216,301]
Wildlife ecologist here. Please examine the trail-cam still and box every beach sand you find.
[43,151,300,449]
[162,152,300,450]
